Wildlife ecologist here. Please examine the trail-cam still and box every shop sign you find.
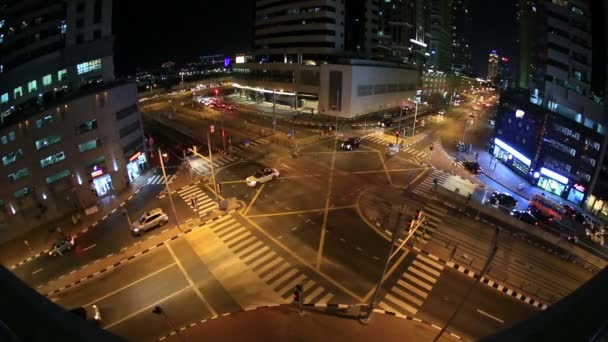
[91,169,104,178]
[129,151,142,162]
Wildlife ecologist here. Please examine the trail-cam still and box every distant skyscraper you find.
[450,0,472,75]
[487,50,499,81]
[253,0,379,62]
[495,56,512,89]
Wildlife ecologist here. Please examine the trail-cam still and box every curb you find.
[157,303,463,341]
[9,186,145,270]
[44,208,238,297]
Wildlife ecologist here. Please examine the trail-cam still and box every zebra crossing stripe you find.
[403,273,433,291]
[305,286,325,302]
[397,279,428,298]
[384,294,418,314]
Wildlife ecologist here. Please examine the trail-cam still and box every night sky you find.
[112,0,517,78]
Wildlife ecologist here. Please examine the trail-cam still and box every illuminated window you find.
[76,59,102,75]
[8,168,29,183]
[43,74,52,86]
[35,135,62,150]
[3,149,24,166]
[14,87,23,98]
[1,93,8,104]
[0,33,3,44]
[35,115,53,129]
[57,69,67,81]
[28,80,37,93]
[78,138,101,152]
[46,170,70,184]
[59,20,67,34]
[40,151,66,168]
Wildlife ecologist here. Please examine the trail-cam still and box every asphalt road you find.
[12,177,194,288]
[419,267,540,340]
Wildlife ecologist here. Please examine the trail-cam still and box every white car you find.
[132,208,169,235]
[246,168,280,187]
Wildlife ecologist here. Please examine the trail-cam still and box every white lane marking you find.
[281,163,294,170]
[82,244,97,252]
[103,285,191,329]
[476,309,504,324]
[32,268,44,275]
[82,263,177,308]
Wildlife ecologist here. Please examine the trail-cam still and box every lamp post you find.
[158,149,181,231]
[411,101,419,138]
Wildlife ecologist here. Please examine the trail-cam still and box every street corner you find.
[356,186,404,232]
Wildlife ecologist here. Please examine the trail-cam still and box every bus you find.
[528,194,565,221]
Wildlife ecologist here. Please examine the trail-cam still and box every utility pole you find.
[397,105,404,145]
[207,131,219,202]
[158,149,181,231]
[361,208,404,323]
[411,101,418,138]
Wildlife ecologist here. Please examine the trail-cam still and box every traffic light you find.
[429,143,434,151]
[210,124,215,133]
[214,89,219,96]
[395,131,400,137]
[293,284,303,303]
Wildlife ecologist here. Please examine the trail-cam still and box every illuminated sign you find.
[235,56,245,64]
[573,184,586,192]
[129,151,142,162]
[540,167,569,185]
[515,109,525,118]
[409,39,427,48]
[91,169,104,178]
[494,138,531,166]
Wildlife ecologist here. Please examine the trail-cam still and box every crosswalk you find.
[231,138,270,154]
[295,134,333,146]
[412,169,450,198]
[177,184,218,216]
[415,202,448,245]
[379,253,444,315]
[188,154,240,175]
[146,174,177,185]
[208,216,335,305]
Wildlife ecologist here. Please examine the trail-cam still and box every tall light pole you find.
[158,149,181,231]
[207,130,220,202]
[396,105,405,145]
[411,101,419,138]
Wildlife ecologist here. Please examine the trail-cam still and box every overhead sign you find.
[91,169,104,178]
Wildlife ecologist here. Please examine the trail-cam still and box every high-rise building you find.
[253,0,379,63]
[487,50,499,81]
[494,0,608,208]
[0,0,147,242]
[429,0,452,72]
[450,0,472,75]
[377,0,431,67]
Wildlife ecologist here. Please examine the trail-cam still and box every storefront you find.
[567,184,585,205]
[536,167,568,197]
[126,151,148,182]
[492,138,531,176]
[91,168,114,197]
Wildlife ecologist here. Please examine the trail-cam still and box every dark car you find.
[489,192,518,210]
[563,204,589,225]
[340,137,361,151]
[463,161,482,174]
[70,305,102,324]
[511,210,539,226]
[48,236,75,256]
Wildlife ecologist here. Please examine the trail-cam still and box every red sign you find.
[210,125,215,133]
[91,169,104,178]
[129,151,142,162]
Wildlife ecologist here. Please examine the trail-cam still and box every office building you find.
[450,0,472,75]
[495,56,512,89]
[487,50,499,81]
[494,0,608,209]
[0,0,146,242]
[254,0,379,63]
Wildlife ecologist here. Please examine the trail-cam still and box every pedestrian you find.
[191,196,196,208]
[475,152,479,160]
[493,162,498,171]
[193,196,198,208]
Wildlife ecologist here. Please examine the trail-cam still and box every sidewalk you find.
[0,168,157,269]
[159,304,463,342]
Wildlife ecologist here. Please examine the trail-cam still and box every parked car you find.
[510,210,539,226]
[246,168,280,187]
[132,208,169,236]
[70,305,102,324]
[489,192,518,210]
[48,236,76,256]
[340,137,361,151]
[463,161,482,174]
